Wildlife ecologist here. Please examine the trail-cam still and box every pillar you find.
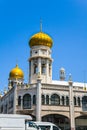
[21,96,23,110]
[36,77,42,121]
[13,83,17,114]
[68,74,75,130]
[38,58,41,74]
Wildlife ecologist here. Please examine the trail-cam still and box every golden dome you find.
[9,64,24,79]
[29,32,53,48]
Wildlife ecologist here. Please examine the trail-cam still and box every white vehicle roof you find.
[0,114,32,120]
[33,122,57,126]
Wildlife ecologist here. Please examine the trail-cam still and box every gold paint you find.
[29,32,53,48]
[9,64,24,79]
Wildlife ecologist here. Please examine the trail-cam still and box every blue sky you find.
[0,0,87,91]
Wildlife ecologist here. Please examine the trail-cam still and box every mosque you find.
[0,25,87,130]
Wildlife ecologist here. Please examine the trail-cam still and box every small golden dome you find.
[29,32,53,48]
[9,64,24,79]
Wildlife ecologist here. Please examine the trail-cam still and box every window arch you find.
[4,104,7,114]
[9,96,13,108]
[78,97,80,106]
[74,97,76,106]
[34,64,38,74]
[33,95,36,105]
[46,95,49,105]
[41,64,46,74]
[23,94,31,109]
[66,96,69,106]
[1,105,3,113]
[82,96,87,111]
[42,95,45,105]
[51,94,60,105]
[49,64,51,76]
[82,96,87,104]
[61,96,65,105]
[18,96,21,106]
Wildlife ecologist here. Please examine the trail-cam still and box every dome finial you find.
[40,19,42,32]
[9,64,24,79]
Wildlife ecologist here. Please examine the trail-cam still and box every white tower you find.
[28,25,53,84]
[59,67,65,81]
[8,64,24,114]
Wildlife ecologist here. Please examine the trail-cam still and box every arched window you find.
[23,94,31,109]
[61,96,65,105]
[4,104,7,114]
[49,64,51,76]
[41,64,46,74]
[11,98,13,108]
[34,65,38,74]
[11,81,13,87]
[46,95,49,105]
[42,95,45,105]
[82,96,87,111]
[9,96,13,108]
[74,97,76,106]
[66,96,69,106]
[1,105,3,113]
[82,96,87,104]
[33,95,36,105]
[78,97,80,106]
[51,94,60,105]
[18,96,21,106]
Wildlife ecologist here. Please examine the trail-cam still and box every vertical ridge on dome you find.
[9,64,24,79]
[29,32,53,48]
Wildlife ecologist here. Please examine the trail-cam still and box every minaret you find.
[59,67,65,81]
[28,23,53,84]
[8,64,24,114]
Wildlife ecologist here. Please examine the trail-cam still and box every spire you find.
[16,59,18,67]
[40,19,42,32]
[16,63,18,68]
[69,73,72,81]
[68,73,73,86]
[83,70,86,90]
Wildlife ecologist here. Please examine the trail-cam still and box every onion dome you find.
[60,67,65,72]
[9,64,24,79]
[29,31,53,48]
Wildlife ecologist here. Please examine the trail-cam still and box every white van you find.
[0,114,37,130]
[0,114,61,130]
[29,122,61,130]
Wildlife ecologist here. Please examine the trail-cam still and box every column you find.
[30,60,33,83]
[60,95,62,106]
[80,97,82,107]
[46,59,49,83]
[36,77,42,121]
[13,84,17,114]
[29,61,31,83]
[38,58,41,74]
[21,96,23,110]
[49,95,51,105]
[50,63,52,78]
[68,74,75,130]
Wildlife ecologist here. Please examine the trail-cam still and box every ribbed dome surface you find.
[9,64,24,79]
[29,32,53,48]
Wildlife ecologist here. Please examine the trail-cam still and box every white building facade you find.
[0,29,87,130]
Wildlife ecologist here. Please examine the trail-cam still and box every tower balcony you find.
[30,52,51,59]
